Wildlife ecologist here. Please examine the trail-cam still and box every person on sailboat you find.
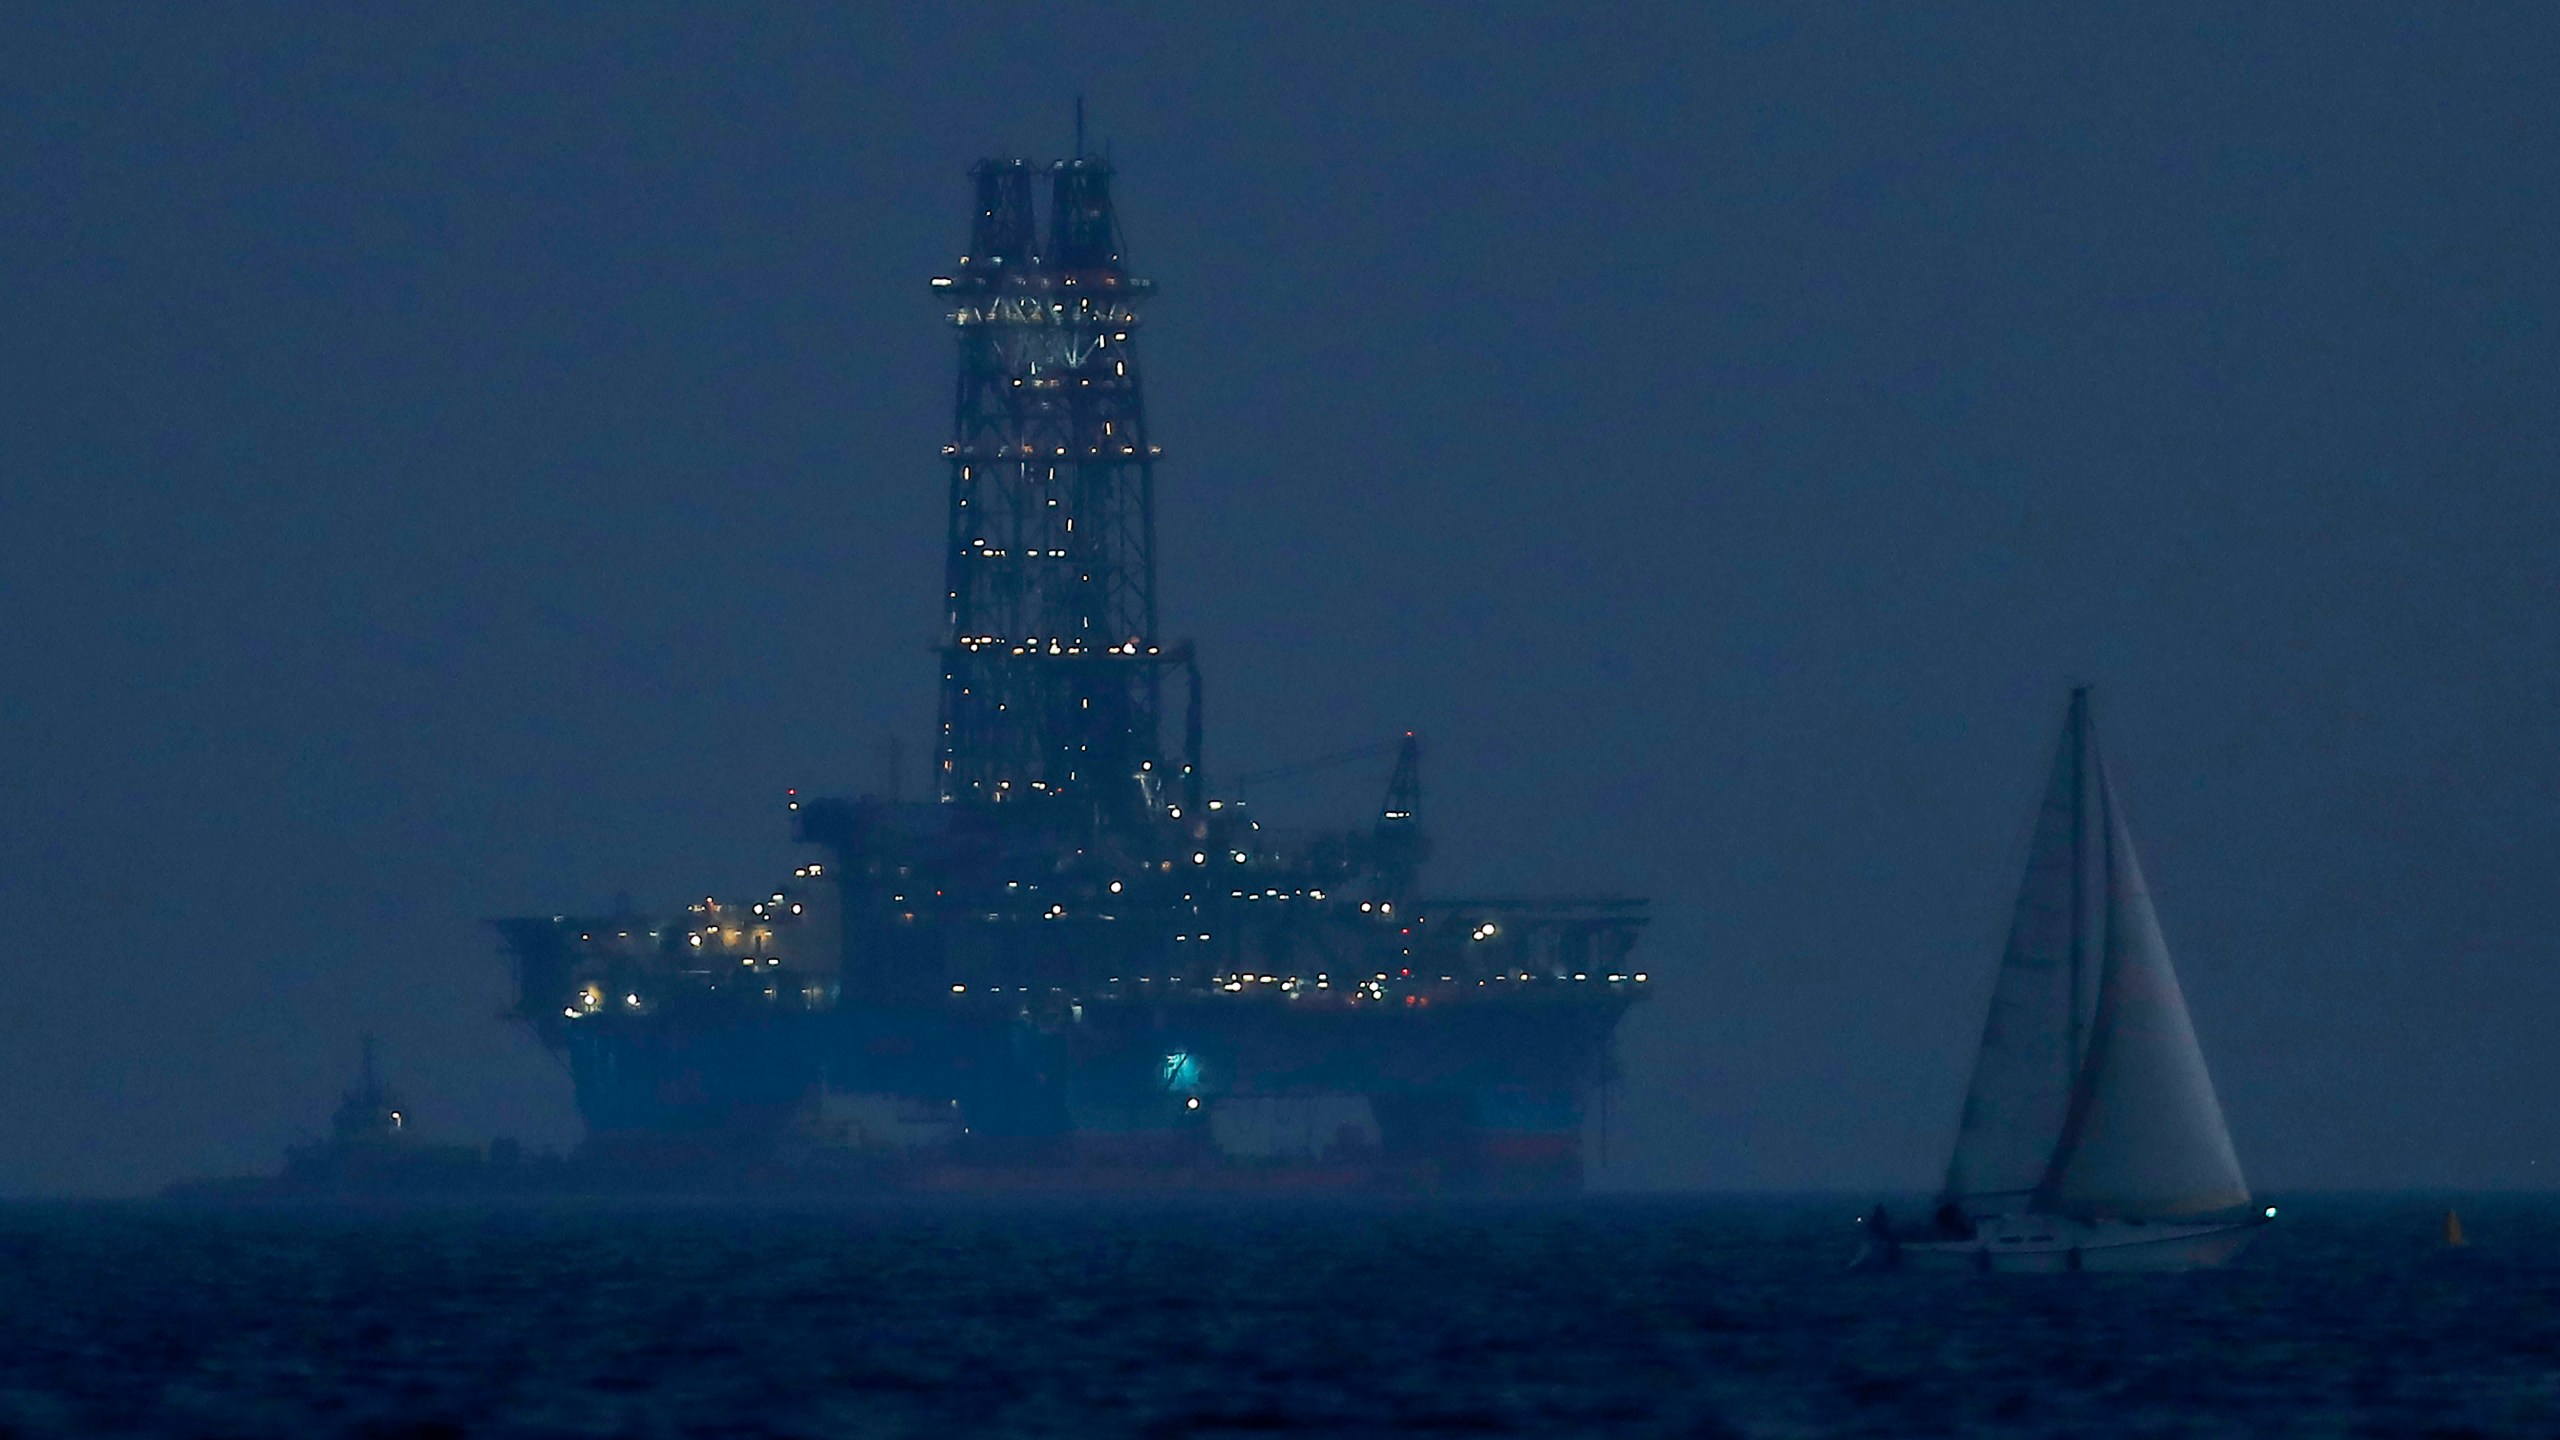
[1858,1204,1900,1268]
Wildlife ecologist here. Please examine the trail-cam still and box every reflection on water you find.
[0,1196,2551,1437]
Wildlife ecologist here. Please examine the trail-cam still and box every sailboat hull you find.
[1879,1216,2266,1273]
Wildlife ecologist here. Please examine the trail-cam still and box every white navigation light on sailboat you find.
[1856,687,2268,1274]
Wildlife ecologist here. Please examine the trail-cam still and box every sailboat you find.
[1863,687,2272,1273]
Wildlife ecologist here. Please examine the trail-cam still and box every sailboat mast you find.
[2066,687,2089,1082]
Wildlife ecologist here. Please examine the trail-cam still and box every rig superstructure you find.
[493,152,1653,1191]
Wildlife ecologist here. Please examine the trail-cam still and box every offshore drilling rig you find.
[493,151,1653,1191]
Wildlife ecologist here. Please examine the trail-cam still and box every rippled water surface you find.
[0,1196,2552,1437]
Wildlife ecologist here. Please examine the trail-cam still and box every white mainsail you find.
[1940,695,2094,1215]
[1940,689,2249,1223]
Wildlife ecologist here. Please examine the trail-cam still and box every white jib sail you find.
[1941,697,2095,1215]
[2040,762,2250,1219]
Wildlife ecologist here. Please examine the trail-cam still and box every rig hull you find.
[552,999,1632,1193]
[504,862,1650,1194]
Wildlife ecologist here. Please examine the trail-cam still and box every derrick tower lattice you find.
[932,156,1196,820]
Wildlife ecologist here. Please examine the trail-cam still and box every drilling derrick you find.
[935,156,1191,822]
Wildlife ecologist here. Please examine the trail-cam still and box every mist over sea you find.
[0,1196,2550,1437]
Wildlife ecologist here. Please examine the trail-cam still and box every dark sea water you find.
[0,1195,2551,1438]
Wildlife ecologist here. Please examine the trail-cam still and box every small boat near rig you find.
[474,151,1655,1195]
[1862,688,2268,1272]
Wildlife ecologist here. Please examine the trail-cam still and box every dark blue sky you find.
[1,6,2553,1195]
